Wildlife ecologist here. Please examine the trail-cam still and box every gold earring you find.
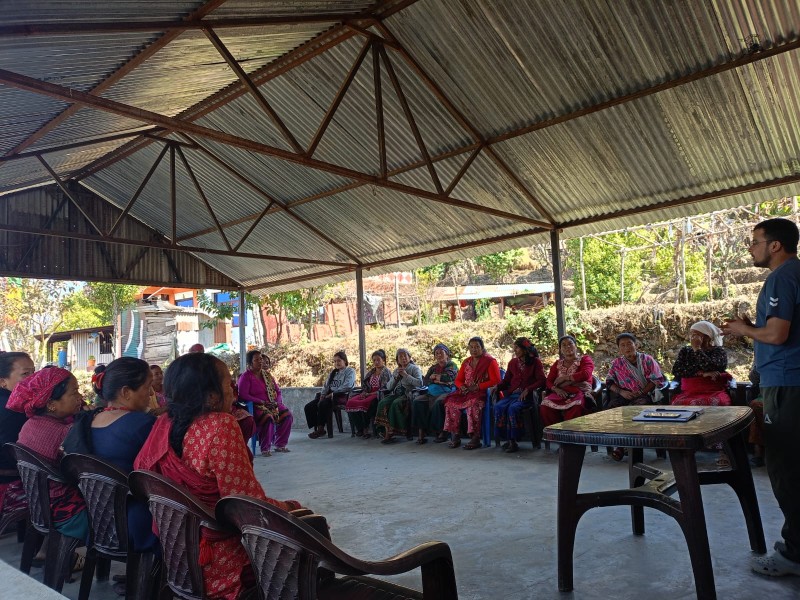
[47,404,56,413]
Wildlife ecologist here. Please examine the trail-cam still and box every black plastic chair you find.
[129,470,253,600]
[217,494,459,599]
[6,442,82,592]
[62,453,160,600]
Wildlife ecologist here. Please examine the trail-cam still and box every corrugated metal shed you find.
[0,0,798,292]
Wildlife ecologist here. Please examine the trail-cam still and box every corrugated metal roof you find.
[0,0,798,292]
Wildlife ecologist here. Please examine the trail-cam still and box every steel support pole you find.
[238,288,256,454]
[550,229,566,338]
[356,268,367,377]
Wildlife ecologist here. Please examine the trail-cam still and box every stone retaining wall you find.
[281,387,354,433]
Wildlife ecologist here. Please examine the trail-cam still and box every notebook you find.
[632,409,698,423]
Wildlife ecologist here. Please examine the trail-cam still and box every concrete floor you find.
[2,432,799,600]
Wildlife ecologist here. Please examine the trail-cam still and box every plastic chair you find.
[540,376,603,452]
[217,494,459,599]
[6,442,82,592]
[129,470,252,600]
[327,390,351,437]
[61,453,160,600]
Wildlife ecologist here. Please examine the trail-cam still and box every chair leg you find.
[16,518,27,543]
[127,551,162,600]
[20,525,42,573]
[325,409,334,438]
[96,554,111,581]
[78,548,98,600]
[43,531,80,592]
[334,406,344,433]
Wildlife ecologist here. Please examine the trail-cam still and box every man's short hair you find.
[755,218,799,254]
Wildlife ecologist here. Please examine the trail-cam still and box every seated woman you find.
[0,351,34,516]
[8,367,88,542]
[148,364,167,412]
[495,337,546,454]
[64,358,160,555]
[413,343,457,445]
[540,335,594,427]
[440,337,501,450]
[670,320,731,406]
[237,351,293,456]
[606,333,666,407]
[305,351,355,439]
[345,349,391,439]
[134,352,307,600]
[374,349,424,444]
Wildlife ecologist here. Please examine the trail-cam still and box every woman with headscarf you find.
[8,367,88,541]
[412,343,458,444]
[0,351,34,516]
[305,351,356,439]
[237,351,293,456]
[345,349,392,439]
[540,335,595,427]
[670,320,731,406]
[440,337,502,450]
[374,349,424,444]
[134,352,308,600]
[494,337,546,454]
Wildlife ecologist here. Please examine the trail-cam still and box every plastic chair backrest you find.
[129,470,230,600]
[61,453,130,555]
[5,442,61,533]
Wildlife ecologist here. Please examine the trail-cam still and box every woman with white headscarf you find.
[670,320,731,407]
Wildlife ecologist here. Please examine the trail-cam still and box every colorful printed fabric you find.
[541,355,594,412]
[135,412,301,600]
[671,346,727,380]
[442,354,501,435]
[606,352,666,404]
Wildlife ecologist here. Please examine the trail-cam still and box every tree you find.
[83,283,140,325]
[566,234,644,307]
[198,290,268,348]
[0,278,73,365]
[474,249,524,281]
[61,290,104,330]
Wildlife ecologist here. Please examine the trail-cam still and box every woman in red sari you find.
[440,337,501,450]
[134,353,308,600]
[539,335,594,427]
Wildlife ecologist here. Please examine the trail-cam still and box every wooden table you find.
[543,406,766,600]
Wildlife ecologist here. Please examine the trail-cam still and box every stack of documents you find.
[632,407,702,422]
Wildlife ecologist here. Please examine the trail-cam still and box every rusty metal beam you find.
[13,192,70,271]
[232,198,275,253]
[122,245,151,279]
[175,145,232,251]
[108,144,169,236]
[181,138,362,263]
[0,0,230,160]
[0,68,548,227]
[376,21,553,221]
[169,145,177,242]
[561,174,800,230]
[204,26,304,155]
[0,128,163,163]
[0,222,356,267]
[379,43,442,194]
[37,156,105,237]
[0,14,368,36]
[445,145,482,196]
[307,39,371,157]
[372,41,387,178]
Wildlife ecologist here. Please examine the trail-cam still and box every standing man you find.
[724,217,800,577]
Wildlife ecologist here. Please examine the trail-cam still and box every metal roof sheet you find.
[0,0,798,292]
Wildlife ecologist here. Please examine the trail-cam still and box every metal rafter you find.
[179,138,361,263]
[13,193,70,271]
[0,0,231,160]
[0,14,369,36]
[372,41,387,178]
[374,22,552,221]
[37,156,104,237]
[307,39,371,157]
[0,68,548,228]
[445,145,483,196]
[175,145,233,251]
[169,145,177,243]
[204,26,304,155]
[0,128,163,163]
[379,43,442,194]
[108,144,170,236]
[0,221,356,267]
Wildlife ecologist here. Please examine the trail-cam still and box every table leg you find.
[669,449,716,600]
[726,434,767,553]
[557,443,586,592]
[629,447,645,535]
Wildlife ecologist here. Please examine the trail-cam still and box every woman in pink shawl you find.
[540,335,594,427]
[670,320,731,406]
[237,350,293,456]
[135,353,306,600]
[440,337,501,450]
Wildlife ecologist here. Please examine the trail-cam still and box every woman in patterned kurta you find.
[134,353,306,600]
[413,343,458,444]
[345,349,392,438]
[605,333,666,407]
[441,337,501,450]
[670,321,731,406]
[539,335,594,427]
[374,349,424,443]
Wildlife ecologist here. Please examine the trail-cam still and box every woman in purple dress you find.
[237,351,293,456]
